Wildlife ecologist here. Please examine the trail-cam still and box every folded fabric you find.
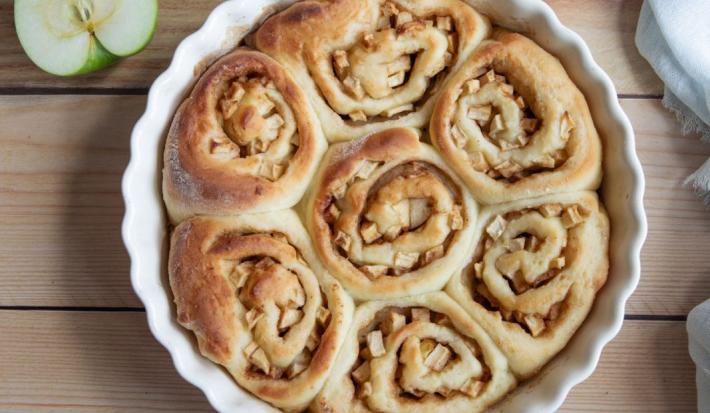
[635,0,710,201]
[688,299,710,413]
[636,3,710,410]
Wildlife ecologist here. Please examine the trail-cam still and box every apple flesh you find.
[14,0,158,76]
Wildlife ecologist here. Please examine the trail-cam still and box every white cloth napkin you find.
[635,0,710,202]
[635,3,710,410]
[688,299,710,413]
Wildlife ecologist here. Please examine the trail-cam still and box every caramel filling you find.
[350,306,491,404]
[329,2,458,122]
[451,67,574,182]
[470,204,588,336]
[219,232,331,379]
[211,76,298,181]
[325,161,465,278]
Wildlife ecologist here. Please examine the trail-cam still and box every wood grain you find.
[0,311,694,412]
[0,0,661,95]
[623,99,710,315]
[0,96,142,308]
[1,96,708,313]
[547,0,663,96]
[560,319,696,412]
[0,311,212,413]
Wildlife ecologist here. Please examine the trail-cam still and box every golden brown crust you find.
[255,0,491,142]
[162,48,326,223]
[168,212,354,411]
[446,191,609,378]
[169,220,238,362]
[312,293,516,413]
[431,30,602,204]
[305,128,477,300]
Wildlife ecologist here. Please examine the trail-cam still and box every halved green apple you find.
[14,0,158,76]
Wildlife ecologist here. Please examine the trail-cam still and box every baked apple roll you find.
[254,0,490,142]
[446,191,609,378]
[431,30,602,204]
[306,128,477,300]
[163,49,326,223]
[168,211,354,411]
[312,292,516,413]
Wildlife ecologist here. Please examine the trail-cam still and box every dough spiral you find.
[306,128,477,300]
[255,0,490,142]
[168,211,353,411]
[313,292,516,413]
[431,30,602,204]
[163,49,326,223]
[446,191,609,377]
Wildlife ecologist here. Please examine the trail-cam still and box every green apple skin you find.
[74,35,120,75]
[14,0,158,77]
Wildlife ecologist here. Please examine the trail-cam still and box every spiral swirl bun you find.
[306,128,477,299]
[312,293,516,413]
[446,192,609,377]
[431,30,602,204]
[163,49,326,223]
[255,0,490,142]
[168,211,353,411]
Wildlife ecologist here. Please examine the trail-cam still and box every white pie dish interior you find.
[121,0,647,411]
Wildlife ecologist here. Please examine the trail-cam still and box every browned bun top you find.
[163,48,325,223]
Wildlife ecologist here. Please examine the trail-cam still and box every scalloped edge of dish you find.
[121,1,647,412]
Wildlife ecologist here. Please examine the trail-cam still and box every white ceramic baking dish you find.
[121,0,647,411]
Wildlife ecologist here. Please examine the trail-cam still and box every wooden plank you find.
[0,96,142,307]
[0,0,661,95]
[0,311,213,412]
[1,96,709,313]
[0,312,695,412]
[560,319,696,412]
[547,0,664,96]
[622,99,710,315]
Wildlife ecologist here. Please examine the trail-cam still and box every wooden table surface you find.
[0,0,707,411]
